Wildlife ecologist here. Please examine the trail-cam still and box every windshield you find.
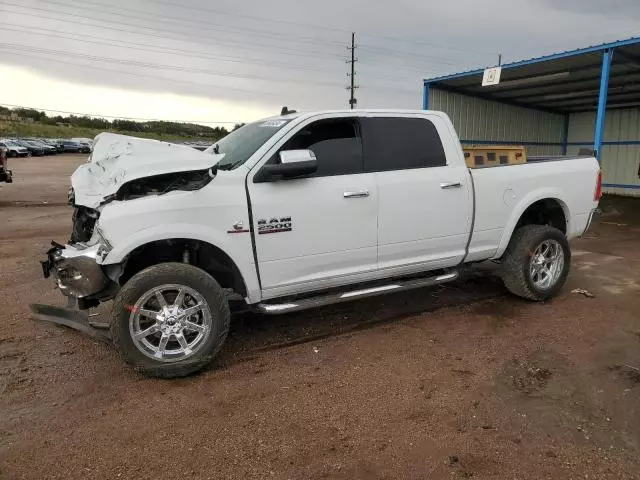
[208,118,293,170]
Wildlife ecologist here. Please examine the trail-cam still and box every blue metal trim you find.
[562,114,570,155]
[602,183,640,190]
[463,139,640,146]
[423,36,640,84]
[567,140,640,146]
[460,139,563,146]
[594,49,614,162]
[423,83,430,110]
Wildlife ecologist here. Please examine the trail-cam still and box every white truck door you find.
[361,114,472,273]
[248,117,378,298]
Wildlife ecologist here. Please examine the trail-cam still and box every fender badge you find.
[227,221,249,234]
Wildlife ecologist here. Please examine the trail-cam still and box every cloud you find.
[1,0,639,122]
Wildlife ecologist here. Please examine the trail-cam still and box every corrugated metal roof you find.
[424,37,640,114]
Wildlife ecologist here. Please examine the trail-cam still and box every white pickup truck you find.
[37,110,601,377]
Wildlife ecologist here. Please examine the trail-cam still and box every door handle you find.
[344,190,370,198]
[440,182,462,189]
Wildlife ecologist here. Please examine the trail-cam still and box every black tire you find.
[500,225,571,301]
[7,150,15,158]
[111,262,230,378]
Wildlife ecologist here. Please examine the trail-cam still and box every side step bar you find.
[257,271,459,315]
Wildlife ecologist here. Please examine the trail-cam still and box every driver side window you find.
[275,118,363,177]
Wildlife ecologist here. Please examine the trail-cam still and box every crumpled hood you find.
[71,132,223,208]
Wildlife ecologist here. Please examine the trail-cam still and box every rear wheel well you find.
[515,198,567,234]
[119,239,247,297]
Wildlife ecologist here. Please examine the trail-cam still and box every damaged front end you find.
[34,133,224,337]
[41,240,111,299]
[43,168,214,305]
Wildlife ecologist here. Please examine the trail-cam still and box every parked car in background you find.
[71,138,93,153]
[25,139,56,155]
[78,142,92,154]
[14,139,45,156]
[71,137,93,146]
[0,140,29,157]
[59,140,81,153]
[40,139,64,153]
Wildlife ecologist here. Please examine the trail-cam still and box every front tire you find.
[501,225,571,301]
[111,263,230,378]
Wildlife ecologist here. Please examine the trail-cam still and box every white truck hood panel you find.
[71,133,223,208]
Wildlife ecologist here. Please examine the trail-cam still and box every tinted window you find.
[362,117,446,172]
[278,118,362,177]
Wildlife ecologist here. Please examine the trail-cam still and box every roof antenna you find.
[281,106,297,115]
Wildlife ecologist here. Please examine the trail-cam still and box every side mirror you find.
[254,149,318,183]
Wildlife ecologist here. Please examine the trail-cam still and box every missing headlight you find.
[70,206,100,243]
[114,168,213,202]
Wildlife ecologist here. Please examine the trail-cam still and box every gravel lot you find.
[1,155,639,479]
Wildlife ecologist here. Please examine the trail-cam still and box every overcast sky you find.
[1,0,639,126]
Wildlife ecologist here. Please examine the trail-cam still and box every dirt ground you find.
[1,155,639,480]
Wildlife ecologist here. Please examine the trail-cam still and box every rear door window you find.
[361,117,446,172]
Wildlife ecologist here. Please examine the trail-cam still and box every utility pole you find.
[346,32,358,109]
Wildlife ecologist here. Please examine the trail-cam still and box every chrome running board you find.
[257,271,459,315]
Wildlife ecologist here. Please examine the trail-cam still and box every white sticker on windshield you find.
[260,120,287,128]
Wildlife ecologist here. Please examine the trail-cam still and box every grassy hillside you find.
[0,121,217,142]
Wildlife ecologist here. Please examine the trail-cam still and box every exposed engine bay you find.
[109,168,213,203]
[68,168,214,243]
[70,206,99,243]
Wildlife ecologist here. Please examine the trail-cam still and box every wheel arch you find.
[496,192,571,259]
[102,225,260,301]
[116,238,248,297]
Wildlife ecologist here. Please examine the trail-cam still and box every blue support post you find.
[423,82,430,110]
[594,48,613,162]
[561,114,569,155]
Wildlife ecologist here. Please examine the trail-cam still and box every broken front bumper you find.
[42,242,110,298]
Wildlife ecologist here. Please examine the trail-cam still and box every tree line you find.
[0,106,243,139]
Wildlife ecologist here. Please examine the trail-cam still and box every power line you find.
[0,42,349,89]
[0,5,342,61]
[358,45,460,66]
[0,103,239,125]
[0,50,283,99]
[5,26,431,84]
[140,0,496,56]
[17,0,495,64]
[34,0,345,49]
[141,0,353,35]
[1,47,420,98]
[2,26,343,76]
[2,4,476,81]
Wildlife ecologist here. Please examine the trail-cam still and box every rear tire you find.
[501,225,571,301]
[111,263,230,378]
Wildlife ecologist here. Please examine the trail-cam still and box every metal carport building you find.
[423,37,640,197]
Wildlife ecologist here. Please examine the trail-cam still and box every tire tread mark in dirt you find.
[215,281,507,368]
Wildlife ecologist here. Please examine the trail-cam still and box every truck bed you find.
[527,155,593,163]
[465,154,600,263]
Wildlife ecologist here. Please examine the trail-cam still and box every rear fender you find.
[494,189,570,259]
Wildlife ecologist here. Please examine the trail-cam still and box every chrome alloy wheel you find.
[529,239,565,290]
[129,284,212,362]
